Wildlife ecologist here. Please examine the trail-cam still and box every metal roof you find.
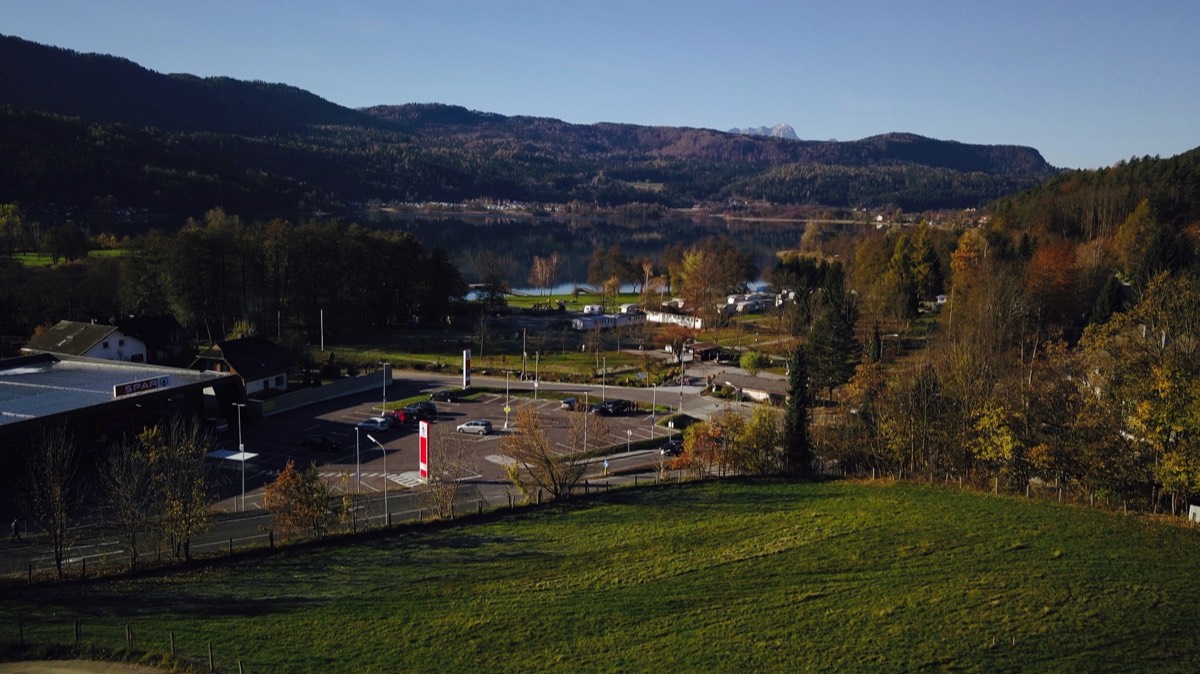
[0,354,236,428]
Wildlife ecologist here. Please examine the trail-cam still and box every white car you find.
[356,417,391,431]
[456,419,493,435]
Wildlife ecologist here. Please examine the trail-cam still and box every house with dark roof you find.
[117,315,194,366]
[22,320,149,363]
[190,336,293,396]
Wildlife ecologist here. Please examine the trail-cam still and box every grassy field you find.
[14,249,127,267]
[6,480,1198,672]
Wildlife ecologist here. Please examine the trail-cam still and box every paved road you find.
[1,367,752,579]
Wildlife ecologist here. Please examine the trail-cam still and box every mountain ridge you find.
[0,33,1061,214]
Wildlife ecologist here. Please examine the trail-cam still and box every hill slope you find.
[0,34,1059,215]
[4,481,1198,673]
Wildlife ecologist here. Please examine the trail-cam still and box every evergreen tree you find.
[781,345,813,477]
[1089,274,1124,325]
[808,301,862,400]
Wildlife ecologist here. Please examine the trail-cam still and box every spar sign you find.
[418,420,429,482]
[462,348,472,388]
[113,375,170,398]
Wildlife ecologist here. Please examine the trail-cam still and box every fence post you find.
[239,660,245,674]
[208,641,214,671]
[477,499,483,515]
[507,493,513,509]
[170,630,175,656]
[81,557,86,579]
[449,504,455,519]
[74,619,81,647]
[537,489,542,505]
[634,475,638,487]
[418,508,423,523]
[229,538,233,555]
[126,624,133,649]
[18,620,24,646]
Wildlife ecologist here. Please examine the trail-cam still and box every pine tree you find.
[781,345,813,477]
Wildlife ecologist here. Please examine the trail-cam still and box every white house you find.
[23,320,149,363]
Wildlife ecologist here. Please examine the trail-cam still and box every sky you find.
[1,0,1197,169]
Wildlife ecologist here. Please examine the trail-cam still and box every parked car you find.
[456,419,493,435]
[430,389,460,402]
[560,397,578,411]
[206,416,230,433]
[589,399,637,416]
[302,434,341,453]
[385,408,409,425]
[659,438,683,457]
[356,416,392,431]
[403,401,437,422]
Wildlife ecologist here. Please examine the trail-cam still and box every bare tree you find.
[19,425,82,579]
[99,438,157,571]
[422,424,479,519]
[502,406,591,500]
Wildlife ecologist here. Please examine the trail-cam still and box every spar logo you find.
[113,375,171,397]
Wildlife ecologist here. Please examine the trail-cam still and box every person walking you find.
[10,518,20,543]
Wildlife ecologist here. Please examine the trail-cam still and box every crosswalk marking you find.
[484,454,516,466]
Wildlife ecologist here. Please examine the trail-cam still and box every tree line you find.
[0,206,467,347]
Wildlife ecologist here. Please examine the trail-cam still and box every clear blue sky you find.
[2,0,1197,169]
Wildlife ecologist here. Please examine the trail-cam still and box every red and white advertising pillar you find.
[419,420,429,483]
[463,349,472,389]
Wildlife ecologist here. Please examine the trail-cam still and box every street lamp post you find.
[651,383,657,439]
[534,351,540,400]
[367,434,387,526]
[504,370,511,430]
[233,402,246,512]
[355,427,361,494]
[380,362,388,415]
[601,356,606,401]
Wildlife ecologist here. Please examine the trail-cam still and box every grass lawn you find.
[14,249,127,267]
[4,480,1200,672]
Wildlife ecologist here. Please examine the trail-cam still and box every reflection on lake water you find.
[363,212,863,287]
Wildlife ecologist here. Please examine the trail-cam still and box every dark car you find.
[659,438,683,457]
[302,434,341,453]
[560,397,579,411]
[385,408,409,425]
[589,399,637,416]
[404,401,437,422]
[430,389,461,402]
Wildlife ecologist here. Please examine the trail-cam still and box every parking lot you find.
[215,378,677,511]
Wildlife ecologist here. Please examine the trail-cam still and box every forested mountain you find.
[0,34,1060,217]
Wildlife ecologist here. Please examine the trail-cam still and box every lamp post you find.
[583,390,589,452]
[232,402,246,512]
[679,352,685,413]
[354,427,361,494]
[504,370,511,430]
[602,356,606,401]
[534,351,540,400]
[380,362,388,415]
[651,383,657,439]
[367,434,387,525]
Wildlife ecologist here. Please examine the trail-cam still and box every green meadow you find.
[4,480,1200,673]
